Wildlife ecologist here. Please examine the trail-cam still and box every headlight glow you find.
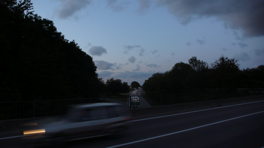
[23,129,45,135]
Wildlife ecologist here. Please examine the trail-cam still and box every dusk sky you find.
[31,0,264,85]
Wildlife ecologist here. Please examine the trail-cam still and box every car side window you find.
[90,107,106,120]
[105,106,119,118]
[77,109,91,121]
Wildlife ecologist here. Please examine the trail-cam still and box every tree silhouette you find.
[105,78,129,95]
[211,56,240,89]
[131,81,141,89]
[188,56,208,72]
[142,56,264,105]
[0,0,101,101]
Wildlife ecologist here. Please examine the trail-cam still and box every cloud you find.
[238,42,248,48]
[115,63,123,70]
[128,56,136,63]
[124,45,145,56]
[97,71,114,78]
[231,43,236,46]
[171,52,175,56]
[139,49,145,56]
[89,46,107,56]
[152,50,158,54]
[233,31,245,41]
[137,0,151,14]
[186,42,191,46]
[114,71,153,79]
[255,48,264,56]
[234,52,251,62]
[124,45,141,53]
[155,0,264,37]
[146,64,161,68]
[222,48,228,51]
[196,39,205,45]
[99,71,155,85]
[133,65,141,71]
[57,0,92,19]
[95,61,126,70]
[107,0,129,12]
[94,60,114,70]
[84,42,92,49]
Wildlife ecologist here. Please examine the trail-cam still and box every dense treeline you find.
[143,56,264,105]
[0,0,129,102]
[0,0,131,102]
[99,78,130,96]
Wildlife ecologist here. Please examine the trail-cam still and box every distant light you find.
[23,129,45,135]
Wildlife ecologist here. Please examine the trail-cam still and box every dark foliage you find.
[143,56,264,105]
[104,78,130,95]
[0,0,102,101]
[131,81,141,89]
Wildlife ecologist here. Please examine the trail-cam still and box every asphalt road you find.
[1,100,264,148]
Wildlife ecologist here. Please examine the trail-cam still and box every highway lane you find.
[1,100,264,148]
[116,112,264,148]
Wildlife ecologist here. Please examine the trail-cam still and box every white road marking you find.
[131,100,264,122]
[0,135,23,140]
[108,110,264,148]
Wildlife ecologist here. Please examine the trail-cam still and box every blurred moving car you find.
[22,102,132,146]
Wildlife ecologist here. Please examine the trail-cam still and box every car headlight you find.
[23,129,46,135]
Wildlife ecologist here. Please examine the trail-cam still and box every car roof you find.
[72,102,122,109]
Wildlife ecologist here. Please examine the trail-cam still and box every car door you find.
[63,108,93,140]
[86,107,108,136]
[104,106,122,132]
